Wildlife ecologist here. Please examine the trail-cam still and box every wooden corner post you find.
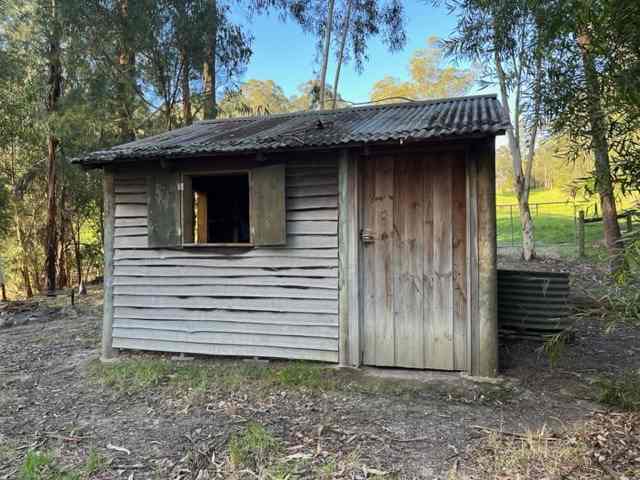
[338,149,360,367]
[472,138,498,377]
[101,169,116,361]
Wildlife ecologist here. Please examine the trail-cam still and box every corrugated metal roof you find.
[73,94,509,166]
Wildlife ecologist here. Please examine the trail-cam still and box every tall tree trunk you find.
[578,34,622,264]
[494,49,536,260]
[44,0,63,295]
[71,218,82,285]
[71,217,85,293]
[21,269,33,298]
[203,0,218,120]
[14,210,33,298]
[318,0,336,110]
[181,49,193,125]
[331,0,352,110]
[56,186,68,289]
[117,0,136,141]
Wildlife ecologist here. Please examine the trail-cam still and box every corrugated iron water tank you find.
[498,269,572,340]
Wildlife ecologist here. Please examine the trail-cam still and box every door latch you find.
[360,228,376,243]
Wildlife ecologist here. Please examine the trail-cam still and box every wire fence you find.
[496,200,636,255]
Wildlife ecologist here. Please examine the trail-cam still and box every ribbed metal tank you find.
[498,269,572,340]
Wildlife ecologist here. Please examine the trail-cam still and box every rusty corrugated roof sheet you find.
[73,94,509,166]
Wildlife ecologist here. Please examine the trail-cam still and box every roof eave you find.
[73,129,508,168]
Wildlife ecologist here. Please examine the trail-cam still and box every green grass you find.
[19,451,79,480]
[90,356,516,409]
[496,188,639,255]
[228,422,282,471]
[597,370,640,411]
[16,449,108,480]
[90,358,338,394]
[90,356,465,402]
[84,449,107,476]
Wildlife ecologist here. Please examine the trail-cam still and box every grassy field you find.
[496,189,639,256]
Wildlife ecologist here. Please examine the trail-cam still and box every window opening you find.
[191,174,250,244]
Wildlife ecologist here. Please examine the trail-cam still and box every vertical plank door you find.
[361,151,468,370]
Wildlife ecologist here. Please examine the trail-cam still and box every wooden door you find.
[361,152,468,370]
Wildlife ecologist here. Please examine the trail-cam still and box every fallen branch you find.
[45,433,86,443]
[470,425,559,442]
[391,436,431,443]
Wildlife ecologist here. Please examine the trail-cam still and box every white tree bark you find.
[318,0,336,110]
[494,48,537,261]
[331,0,352,109]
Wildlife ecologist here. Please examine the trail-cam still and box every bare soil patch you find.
[0,267,638,479]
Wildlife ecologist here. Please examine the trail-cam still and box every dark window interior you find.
[192,174,250,244]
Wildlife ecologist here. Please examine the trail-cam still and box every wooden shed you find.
[74,94,509,377]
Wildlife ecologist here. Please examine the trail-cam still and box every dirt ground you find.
[1,257,638,479]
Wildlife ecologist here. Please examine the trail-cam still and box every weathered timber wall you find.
[110,158,339,362]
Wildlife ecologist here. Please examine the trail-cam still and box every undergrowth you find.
[597,370,640,411]
[221,423,391,479]
[19,451,78,480]
[228,423,282,472]
[17,448,108,480]
[597,230,640,329]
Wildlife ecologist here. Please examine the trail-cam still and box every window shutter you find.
[147,171,181,248]
[182,174,193,244]
[251,164,286,246]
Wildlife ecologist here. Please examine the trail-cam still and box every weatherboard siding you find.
[110,160,339,362]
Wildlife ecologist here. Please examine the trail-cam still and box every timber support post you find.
[101,169,116,361]
[338,149,360,367]
[472,138,498,377]
[578,210,585,258]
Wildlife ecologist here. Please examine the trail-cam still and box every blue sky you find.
[233,1,495,102]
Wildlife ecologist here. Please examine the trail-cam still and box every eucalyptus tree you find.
[318,0,336,109]
[42,0,64,294]
[371,36,475,102]
[294,0,406,110]
[536,0,640,263]
[330,0,406,108]
[446,0,545,261]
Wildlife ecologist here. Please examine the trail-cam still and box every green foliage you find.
[597,370,640,411]
[535,1,640,195]
[228,423,282,471]
[495,136,593,195]
[542,331,571,368]
[84,449,107,476]
[296,1,406,80]
[596,230,640,329]
[19,450,79,480]
[370,36,475,102]
[218,79,293,117]
[0,0,306,296]
[0,178,12,240]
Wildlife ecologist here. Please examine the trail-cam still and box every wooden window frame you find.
[181,169,255,248]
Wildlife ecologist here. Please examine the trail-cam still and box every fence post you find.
[627,213,633,233]
[573,203,578,243]
[510,205,515,246]
[578,210,585,258]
